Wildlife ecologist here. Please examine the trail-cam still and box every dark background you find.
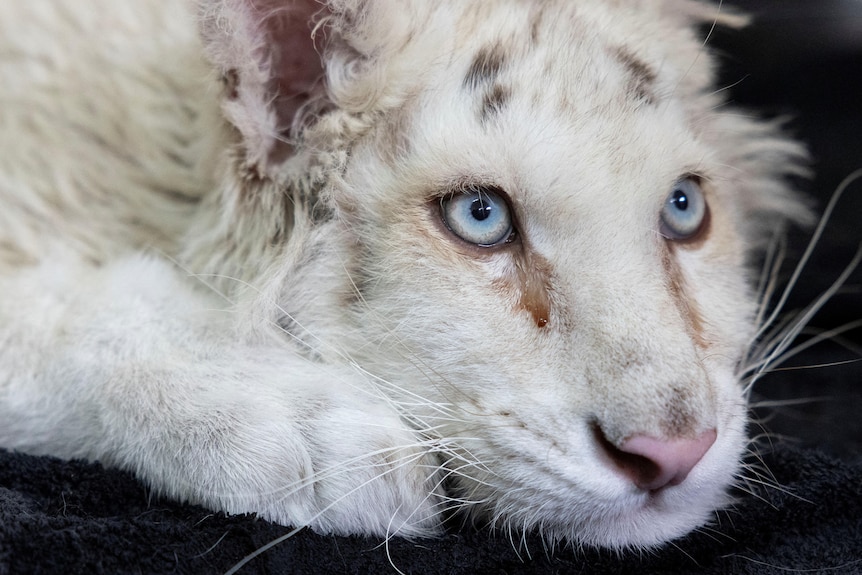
[710,0,862,462]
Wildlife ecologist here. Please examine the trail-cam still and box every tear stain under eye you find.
[662,248,707,349]
[513,247,552,328]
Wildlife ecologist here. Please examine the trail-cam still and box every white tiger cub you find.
[0,0,809,549]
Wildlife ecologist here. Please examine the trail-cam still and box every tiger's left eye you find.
[440,187,514,247]
[660,177,708,240]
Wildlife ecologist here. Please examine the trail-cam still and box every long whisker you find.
[744,247,862,394]
[750,319,862,383]
[751,169,862,345]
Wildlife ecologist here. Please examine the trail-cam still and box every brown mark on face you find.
[516,247,553,328]
[464,43,507,90]
[529,5,547,43]
[611,46,657,105]
[480,83,511,121]
[490,240,552,329]
[660,384,699,438]
[464,43,511,122]
[432,195,552,328]
[662,248,707,349]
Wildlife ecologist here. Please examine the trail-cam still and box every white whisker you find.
[750,169,862,346]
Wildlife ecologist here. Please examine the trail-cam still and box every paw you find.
[136,370,444,538]
[301,401,444,537]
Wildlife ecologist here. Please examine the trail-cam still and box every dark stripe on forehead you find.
[480,84,510,121]
[529,5,546,43]
[464,43,511,122]
[464,43,507,90]
[612,46,657,104]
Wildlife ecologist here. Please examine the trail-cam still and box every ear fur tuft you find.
[199,0,330,173]
[675,0,750,29]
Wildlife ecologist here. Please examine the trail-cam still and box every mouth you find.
[440,429,740,550]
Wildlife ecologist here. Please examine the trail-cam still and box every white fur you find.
[0,0,809,548]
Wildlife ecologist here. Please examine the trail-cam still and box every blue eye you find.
[441,187,514,247]
[660,178,708,240]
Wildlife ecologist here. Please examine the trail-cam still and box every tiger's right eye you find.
[440,187,515,247]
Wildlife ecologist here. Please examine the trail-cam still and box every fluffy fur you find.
[0,0,809,549]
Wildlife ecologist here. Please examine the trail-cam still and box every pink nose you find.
[599,428,717,491]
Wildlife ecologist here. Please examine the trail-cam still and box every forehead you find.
[374,1,717,217]
[441,0,710,106]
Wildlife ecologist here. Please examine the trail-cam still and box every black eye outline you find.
[660,176,709,242]
[439,185,517,248]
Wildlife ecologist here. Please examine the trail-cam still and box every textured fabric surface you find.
[1,444,861,575]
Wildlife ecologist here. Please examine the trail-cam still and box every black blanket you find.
[2,442,861,575]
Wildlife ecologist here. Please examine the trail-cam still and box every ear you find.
[199,0,330,173]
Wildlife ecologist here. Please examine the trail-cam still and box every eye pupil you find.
[471,199,492,221]
[672,190,689,211]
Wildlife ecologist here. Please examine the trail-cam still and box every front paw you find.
[300,401,444,537]
[144,388,444,538]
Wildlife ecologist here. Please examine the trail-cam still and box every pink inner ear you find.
[241,0,330,163]
[258,0,328,106]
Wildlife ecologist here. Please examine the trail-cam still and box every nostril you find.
[594,426,717,492]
